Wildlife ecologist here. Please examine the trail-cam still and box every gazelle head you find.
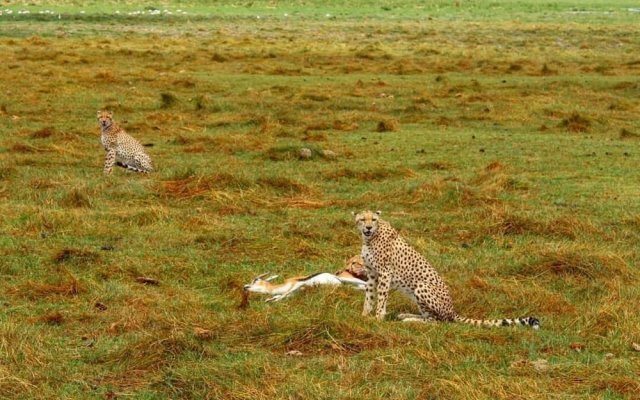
[243,273,279,294]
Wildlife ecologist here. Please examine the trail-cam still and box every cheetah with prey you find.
[97,111,153,174]
[354,210,539,329]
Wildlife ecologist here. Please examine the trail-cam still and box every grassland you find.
[1,1,639,399]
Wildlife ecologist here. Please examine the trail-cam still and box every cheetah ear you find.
[375,210,382,216]
[97,110,101,118]
[107,111,113,118]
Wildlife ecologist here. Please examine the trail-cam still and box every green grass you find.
[1,1,640,399]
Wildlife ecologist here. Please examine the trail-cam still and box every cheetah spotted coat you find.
[97,111,153,174]
[355,210,539,328]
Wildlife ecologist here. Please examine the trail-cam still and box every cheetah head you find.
[97,110,114,129]
[353,210,382,240]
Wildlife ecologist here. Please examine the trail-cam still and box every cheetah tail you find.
[116,162,152,173]
[454,315,540,329]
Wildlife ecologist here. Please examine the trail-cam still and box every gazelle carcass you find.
[244,256,367,302]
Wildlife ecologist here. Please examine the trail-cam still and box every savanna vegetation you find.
[1,1,639,398]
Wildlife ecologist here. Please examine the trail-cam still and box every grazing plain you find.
[1,1,639,398]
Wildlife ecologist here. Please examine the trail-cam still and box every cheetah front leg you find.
[374,273,392,321]
[362,275,377,317]
[103,148,116,175]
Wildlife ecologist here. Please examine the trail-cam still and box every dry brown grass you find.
[516,246,634,283]
[160,172,251,199]
[8,277,85,300]
[1,6,639,399]
[559,112,591,133]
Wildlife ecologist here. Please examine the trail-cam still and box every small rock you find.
[605,353,614,359]
[299,148,312,159]
[321,149,337,159]
[632,342,640,352]
[194,327,214,340]
[286,350,303,356]
[531,359,549,372]
[511,359,549,373]
[569,342,585,352]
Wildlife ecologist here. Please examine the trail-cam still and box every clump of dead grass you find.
[418,161,453,171]
[515,246,633,282]
[323,166,414,181]
[354,44,393,60]
[38,312,65,326]
[59,188,92,208]
[31,127,56,139]
[483,209,598,239]
[192,95,208,111]
[0,165,16,180]
[559,112,591,132]
[619,128,639,140]
[53,248,100,266]
[94,71,119,82]
[160,172,251,199]
[376,119,400,132]
[540,63,557,75]
[8,277,85,300]
[273,320,397,355]
[256,176,311,195]
[100,332,207,389]
[446,162,516,206]
[160,92,178,109]
[11,143,40,153]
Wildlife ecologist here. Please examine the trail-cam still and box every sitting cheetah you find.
[354,210,540,329]
[97,110,154,174]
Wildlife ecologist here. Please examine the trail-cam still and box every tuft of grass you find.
[376,119,400,132]
[619,128,639,140]
[53,248,99,265]
[256,176,311,195]
[559,111,591,132]
[515,247,633,282]
[59,188,92,208]
[31,127,56,139]
[39,312,65,326]
[160,92,178,108]
[9,277,85,300]
[160,172,251,199]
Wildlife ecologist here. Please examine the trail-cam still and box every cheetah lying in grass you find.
[97,110,153,174]
[354,210,540,329]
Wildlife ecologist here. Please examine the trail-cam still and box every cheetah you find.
[354,210,540,329]
[97,110,154,174]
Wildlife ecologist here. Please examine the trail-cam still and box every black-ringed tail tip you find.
[454,315,541,329]
[501,316,541,330]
